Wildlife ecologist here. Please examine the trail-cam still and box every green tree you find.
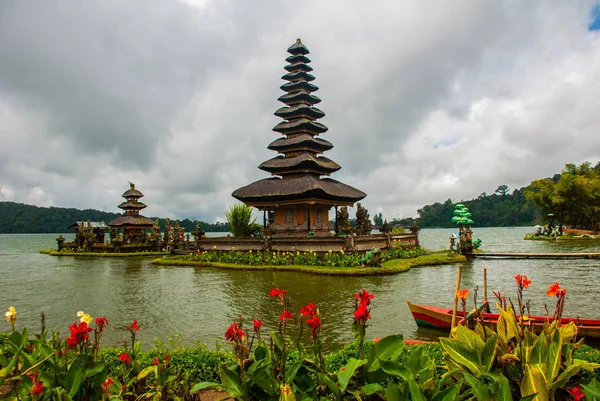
[373,212,383,226]
[525,162,600,230]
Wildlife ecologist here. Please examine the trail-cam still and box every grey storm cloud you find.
[0,0,599,222]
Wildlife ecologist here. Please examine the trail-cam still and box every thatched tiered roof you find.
[108,183,154,228]
[232,39,365,207]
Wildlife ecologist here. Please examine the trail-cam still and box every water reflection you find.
[2,230,600,351]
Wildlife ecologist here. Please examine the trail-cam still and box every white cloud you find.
[0,1,599,222]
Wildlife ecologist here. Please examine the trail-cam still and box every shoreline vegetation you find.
[150,250,466,275]
[524,233,600,241]
[40,249,169,257]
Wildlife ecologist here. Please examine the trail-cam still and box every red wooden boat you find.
[407,301,600,339]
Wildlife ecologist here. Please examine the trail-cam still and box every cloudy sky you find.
[1,1,599,223]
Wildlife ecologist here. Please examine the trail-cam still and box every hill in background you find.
[0,201,229,234]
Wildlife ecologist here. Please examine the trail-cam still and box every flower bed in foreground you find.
[3,277,600,400]
[151,250,466,275]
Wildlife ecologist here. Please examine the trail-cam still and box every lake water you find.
[1,227,599,351]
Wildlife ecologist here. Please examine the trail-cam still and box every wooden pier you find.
[471,252,600,259]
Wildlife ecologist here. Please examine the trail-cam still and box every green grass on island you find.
[40,249,169,257]
[151,250,466,275]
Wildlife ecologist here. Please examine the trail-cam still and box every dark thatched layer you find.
[280,81,318,93]
[259,154,340,174]
[273,119,328,135]
[287,39,310,56]
[284,63,313,73]
[232,176,366,204]
[117,201,147,210]
[122,188,144,198]
[278,92,321,105]
[281,71,315,82]
[108,215,155,227]
[285,54,311,64]
[274,105,325,120]
[267,134,332,152]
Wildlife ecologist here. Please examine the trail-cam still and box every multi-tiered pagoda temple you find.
[108,182,155,243]
[232,39,366,236]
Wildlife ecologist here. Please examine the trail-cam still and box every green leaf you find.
[338,358,366,393]
[433,380,462,401]
[439,338,482,377]
[360,383,383,396]
[453,325,485,352]
[271,331,284,351]
[137,366,158,380]
[373,334,404,361]
[190,382,221,394]
[551,363,583,391]
[254,344,269,361]
[66,359,84,399]
[0,346,22,387]
[84,361,106,378]
[464,373,494,401]
[247,369,278,396]
[581,379,600,398]
[480,334,498,373]
[286,361,302,384]
[521,364,548,401]
[219,365,246,400]
[546,329,562,383]
[405,375,426,401]
[319,373,342,401]
[383,382,405,401]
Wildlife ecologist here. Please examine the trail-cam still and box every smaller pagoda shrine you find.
[232,39,366,236]
[108,182,155,245]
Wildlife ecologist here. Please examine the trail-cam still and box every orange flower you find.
[515,274,532,289]
[373,337,381,343]
[456,289,469,299]
[546,282,562,297]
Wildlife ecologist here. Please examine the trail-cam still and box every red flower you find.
[354,289,374,306]
[269,286,287,301]
[102,377,114,391]
[456,289,469,300]
[306,315,321,339]
[95,317,109,331]
[129,319,139,331]
[118,353,131,364]
[253,319,263,330]
[29,371,44,395]
[280,310,294,321]
[152,358,158,366]
[515,275,532,289]
[547,282,562,297]
[354,303,371,321]
[33,381,44,395]
[165,354,171,361]
[225,323,245,342]
[66,321,93,348]
[567,386,585,401]
[300,303,317,317]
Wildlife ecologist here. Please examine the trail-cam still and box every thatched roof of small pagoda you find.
[108,215,155,228]
[232,175,366,205]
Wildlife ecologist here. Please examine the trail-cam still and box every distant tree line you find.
[390,185,541,228]
[0,201,230,233]
[390,161,600,229]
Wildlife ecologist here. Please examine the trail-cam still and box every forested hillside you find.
[0,201,230,233]
[393,185,541,228]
